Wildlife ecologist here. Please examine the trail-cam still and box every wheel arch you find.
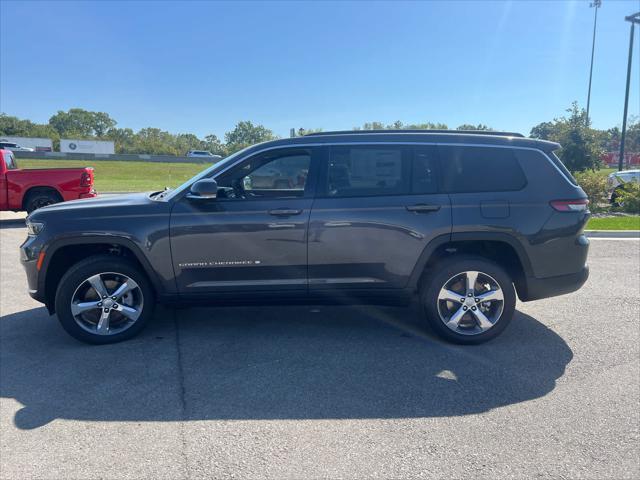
[409,232,533,298]
[22,186,64,211]
[41,236,163,313]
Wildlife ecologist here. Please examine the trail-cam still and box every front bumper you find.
[518,265,589,302]
[20,236,45,304]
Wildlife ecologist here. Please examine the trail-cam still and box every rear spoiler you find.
[535,140,561,152]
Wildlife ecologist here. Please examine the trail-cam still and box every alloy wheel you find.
[70,272,144,336]
[436,270,505,336]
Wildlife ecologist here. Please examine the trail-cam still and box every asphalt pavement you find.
[1,220,638,479]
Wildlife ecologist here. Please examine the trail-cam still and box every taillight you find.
[80,171,92,187]
[550,199,589,212]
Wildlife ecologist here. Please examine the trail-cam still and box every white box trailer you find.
[60,139,115,154]
[0,136,53,151]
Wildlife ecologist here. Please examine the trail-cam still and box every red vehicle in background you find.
[601,151,640,168]
[0,149,96,213]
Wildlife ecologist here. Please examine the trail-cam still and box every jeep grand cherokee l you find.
[21,131,590,345]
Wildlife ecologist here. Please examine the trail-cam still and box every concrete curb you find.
[585,230,640,238]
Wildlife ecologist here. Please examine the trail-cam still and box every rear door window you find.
[326,146,410,197]
[412,146,439,194]
[438,146,526,193]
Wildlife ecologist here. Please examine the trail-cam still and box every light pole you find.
[586,0,601,123]
[618,12,640,172]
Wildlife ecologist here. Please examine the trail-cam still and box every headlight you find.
[26,221,45,236]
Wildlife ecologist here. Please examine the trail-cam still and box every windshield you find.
[164,145,254,200]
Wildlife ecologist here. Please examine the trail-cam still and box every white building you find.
[60,139,115,154]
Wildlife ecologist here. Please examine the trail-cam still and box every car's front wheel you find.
[55,255,155,344]
[421,255,516,344]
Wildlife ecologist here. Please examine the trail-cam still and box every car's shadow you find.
[0,304,572,429]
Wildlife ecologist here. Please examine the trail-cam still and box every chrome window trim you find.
[166,141,574,201]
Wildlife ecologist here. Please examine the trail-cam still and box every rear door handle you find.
[269,208,302,216]
[406,204,441,213]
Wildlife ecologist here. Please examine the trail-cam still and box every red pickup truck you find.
[0,149,96,213]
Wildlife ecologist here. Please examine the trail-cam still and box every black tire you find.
[25,189,62,214]
[420,255,516,345]
[54,255,155,345]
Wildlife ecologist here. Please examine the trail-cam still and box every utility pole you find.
[619,12,640,172]
[586,0,601,123]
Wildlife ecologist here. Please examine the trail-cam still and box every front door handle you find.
[269,208,302,216]
[406,204,441,213]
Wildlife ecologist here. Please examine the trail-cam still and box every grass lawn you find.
[587,216,640,230]
[18,159,208,192]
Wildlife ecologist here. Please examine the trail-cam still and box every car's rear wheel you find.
[421,255,516,344]
[55,255,155,344]
[25,189,62,214]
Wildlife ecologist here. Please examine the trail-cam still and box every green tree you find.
[203,134,227,156]
[360,121,386,130]
[105,128,135,153]
[175,133,204,155]
[296,128,323,136]
[456,123,492,131]
[624,118,640,152]
[354,121,448,131]
[0,113,36,136]
[0,113,61,148]
[403,122,448,130]
[48,108,116,138]
[224,121,276,153]
[529,102,603,172]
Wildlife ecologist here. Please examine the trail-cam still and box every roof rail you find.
[304,129,525,138]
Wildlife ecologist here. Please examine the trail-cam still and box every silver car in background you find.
[186,150,222,159]
[0,141,35,152]
[607,169,640,203]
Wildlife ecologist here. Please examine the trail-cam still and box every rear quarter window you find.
[438,146,526,193]
[4,151,17,170]
[549,151,578,186]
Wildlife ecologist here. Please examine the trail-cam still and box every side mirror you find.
[187,179,218,200]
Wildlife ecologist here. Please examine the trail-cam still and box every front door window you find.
[216,150,311,199]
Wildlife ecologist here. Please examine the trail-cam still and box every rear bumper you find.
[61,188,97,202]
[518,266,589,302]
[79,189,97,199]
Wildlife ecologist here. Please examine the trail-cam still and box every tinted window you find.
[439,146,526,193]
[412,147,439,194]
[4,151,16,170]
[327,146,409,197]
[245,155,309,191]
[217,149,310,198]
[550,151,578,186]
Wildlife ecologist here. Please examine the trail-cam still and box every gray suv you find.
[21,131,590,345]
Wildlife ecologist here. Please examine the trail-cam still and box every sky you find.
[1,0,639,140]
